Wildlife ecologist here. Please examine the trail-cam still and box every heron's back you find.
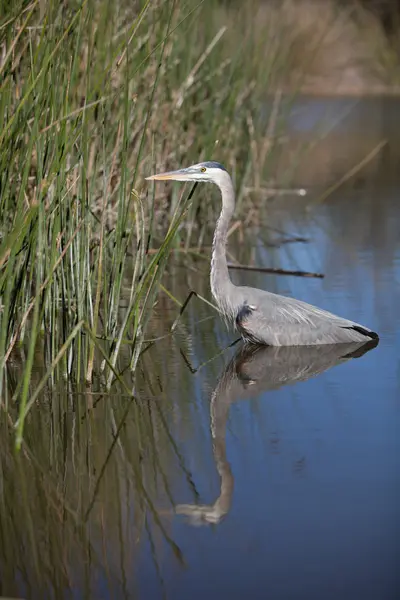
[232,285,378,346]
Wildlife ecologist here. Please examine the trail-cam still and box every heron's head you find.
[145,161,228,185]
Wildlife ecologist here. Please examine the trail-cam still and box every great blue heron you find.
[146,162,379,346]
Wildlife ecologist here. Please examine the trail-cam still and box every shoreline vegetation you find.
[0,0,399,443]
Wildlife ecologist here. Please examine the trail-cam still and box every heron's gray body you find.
[212,282,377,346]
[146,161,379,346]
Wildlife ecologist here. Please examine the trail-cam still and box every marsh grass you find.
[0,0,300,443]
[1,0,399,448]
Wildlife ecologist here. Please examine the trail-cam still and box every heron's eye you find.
[200,167,207,173]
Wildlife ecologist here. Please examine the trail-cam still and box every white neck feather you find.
[210,171,236,316]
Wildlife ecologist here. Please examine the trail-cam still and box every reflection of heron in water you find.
[146,162,379,346]
[175,339,377,525]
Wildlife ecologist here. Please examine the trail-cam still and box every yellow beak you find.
[146,169,192,181]
[145,169,189,181]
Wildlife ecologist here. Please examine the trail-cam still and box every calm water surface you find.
[1,98,399,599]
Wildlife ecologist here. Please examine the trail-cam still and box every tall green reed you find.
[0,0,306,444]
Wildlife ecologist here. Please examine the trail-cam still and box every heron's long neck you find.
[210,174,236,312]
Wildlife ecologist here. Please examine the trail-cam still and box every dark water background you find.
[1,97,399,600]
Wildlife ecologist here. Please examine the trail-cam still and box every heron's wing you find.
[235,289,376,345]
[238,287,355,325]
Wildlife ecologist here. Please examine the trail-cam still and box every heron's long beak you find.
[145,168,190,182]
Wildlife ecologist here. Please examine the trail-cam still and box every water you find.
[1,98,399,599]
